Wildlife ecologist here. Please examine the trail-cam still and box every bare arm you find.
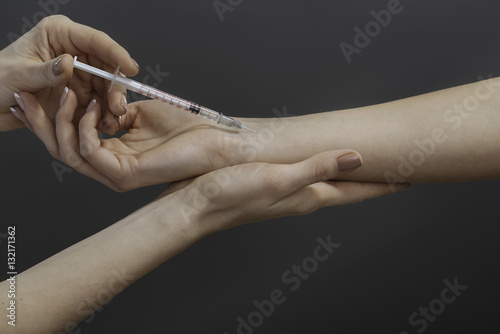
[0,198,200,333]
[237,77,500,183]
[18,76,499,191]
[0,151,405,333]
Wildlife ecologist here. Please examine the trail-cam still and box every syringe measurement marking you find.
[139,84,202,114]
[73,57,254,131]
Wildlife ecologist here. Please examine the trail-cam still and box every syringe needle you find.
[241,125,256,132]
[73,56,256,131]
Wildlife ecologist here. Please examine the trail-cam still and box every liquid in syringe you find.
[73,57,255,131]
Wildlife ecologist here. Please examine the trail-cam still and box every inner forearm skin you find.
[0,197,204,334]
[238,76,500,183]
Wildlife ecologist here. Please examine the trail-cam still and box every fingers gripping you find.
[270,150,409,215]
[79,102,122,177]
[285,150,363,193]
[55,89,84,168]
[16,92,59,159]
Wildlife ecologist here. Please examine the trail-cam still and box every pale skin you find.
[239,76,500,183]
[0,15,139,134]
[0,150,405,333]
[13,75,500,191]
[7,69,497,333]
[1,15,405,333]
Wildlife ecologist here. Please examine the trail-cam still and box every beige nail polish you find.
[337,153,362,172]
[53,56,64,76]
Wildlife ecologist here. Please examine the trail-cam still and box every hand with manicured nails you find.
[14,89,410,196]
[15,92,238,191]
[0,148,409,334]
[157,150,411,234]
[0,15,139,133]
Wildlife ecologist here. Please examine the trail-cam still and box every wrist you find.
[230,115,302,164]
[153,190,213,239]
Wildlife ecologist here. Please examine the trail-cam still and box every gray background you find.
[1,0,500,333]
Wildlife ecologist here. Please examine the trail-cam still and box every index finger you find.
[45,15,140,76]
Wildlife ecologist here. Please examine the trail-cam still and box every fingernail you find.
[132,58,140,69]
[337,152,362,172]
[53,56,64,76]
[86,99,97,113]
[121,94,128,113]
[114,115,121,132]
[10,107,23,121]
[60,87,69,106]
[14,93,26,111]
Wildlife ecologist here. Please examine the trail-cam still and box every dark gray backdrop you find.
[1,0,499,333]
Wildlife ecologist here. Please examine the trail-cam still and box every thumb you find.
[286,150,363,192]
[28,54,74,89]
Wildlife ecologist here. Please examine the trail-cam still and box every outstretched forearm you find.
[0,197,203,333]
[238,76,500,182]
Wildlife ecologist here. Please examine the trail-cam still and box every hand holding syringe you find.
[73,57,255,131]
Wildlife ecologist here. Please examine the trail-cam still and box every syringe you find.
[73,57,255,131]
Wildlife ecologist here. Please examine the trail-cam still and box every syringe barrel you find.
[118,78,231,124]
[218,114,242,128]
[114,77,143,95]
[118,78,190,109]
[74,57,253,131]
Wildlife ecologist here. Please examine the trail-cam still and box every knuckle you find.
[89,30,112,53]
[110,170,130,190]
[79,143,93,159]
[314,161,331,181]
[79,123,95,139]
[265,174,286,193]
[60,149,82,168]
[291,202,312,216]
[54,14,70,22]
[113,187,126,193]
[100,31,111,41]
[116,179,133,192]
[47,148,60,160]
[294,196,319,216]
[40,61,53,81]
[37,16,52,29]
[45,14,69,24]
[38,15,65,29]
[25,104,45,121]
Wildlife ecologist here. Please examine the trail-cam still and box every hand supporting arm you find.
[0,151,407,333]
